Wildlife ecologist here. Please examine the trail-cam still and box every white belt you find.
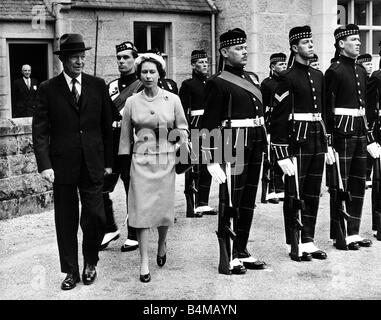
[334,108,365,116]
[191,109,204,116]
[222,117,265,128]
[288,113,322,121]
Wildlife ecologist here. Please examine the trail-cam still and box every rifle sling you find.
[218,71,263,104]
[113,79,142,112]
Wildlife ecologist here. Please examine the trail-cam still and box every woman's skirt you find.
[128,152,176,228]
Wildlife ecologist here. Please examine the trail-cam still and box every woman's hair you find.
[136,57,166,79]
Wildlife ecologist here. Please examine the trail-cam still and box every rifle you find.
[184,96,199,217]
[327,92,354,247]
[330,150,354,247]
[260,143,272,203]
[216,94,238,274]
[373,89,381,240]
[288,157,305,261]
[261,92,275,203]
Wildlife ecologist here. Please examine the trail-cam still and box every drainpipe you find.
[49,1,71,74]
[211,12,216,74]
[206,0,218,74]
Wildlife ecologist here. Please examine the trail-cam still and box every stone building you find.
[1,0,381,219]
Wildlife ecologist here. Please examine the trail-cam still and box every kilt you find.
[329,118,367,238]
[218,136,264,259]
[284,122,325,244]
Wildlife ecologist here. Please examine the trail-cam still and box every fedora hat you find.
[53,33,92,55]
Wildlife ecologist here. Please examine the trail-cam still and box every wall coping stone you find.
[0,118,32,136]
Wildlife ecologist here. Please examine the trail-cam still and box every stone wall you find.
[0,118,53,220]
[61,8,213,87]
[214,0,337,81]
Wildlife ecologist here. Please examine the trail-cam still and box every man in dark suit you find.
[32,33,113,290]
[12,64,39,118]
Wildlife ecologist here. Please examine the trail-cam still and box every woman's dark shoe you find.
[157,254,166,267]
[140,273,151,283]
[157,242,167,267]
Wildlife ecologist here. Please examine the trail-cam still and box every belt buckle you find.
[359,108,365,116]
[253,118,259,127]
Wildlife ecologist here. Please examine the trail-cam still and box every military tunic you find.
[270,61,327,244]
[260,74,285,199]
[366,70,381,233]
[325,55,371,239]
[158,78,178,95]
[201,64,267,259]
[179,70,212,209]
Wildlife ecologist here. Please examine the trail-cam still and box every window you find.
[133,22,170,72]
[338,0,381,55]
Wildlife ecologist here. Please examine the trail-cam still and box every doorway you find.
[8,42,49,117]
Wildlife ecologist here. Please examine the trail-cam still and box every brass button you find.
[150,111,155,115]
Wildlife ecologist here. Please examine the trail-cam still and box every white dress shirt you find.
[63,71,82,96]
[23,77,30,89]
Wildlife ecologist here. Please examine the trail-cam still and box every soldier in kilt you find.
[179,49,217,217]
[325,24,379,250]
[271,26,331,261]
[366,66,381,240]
[201,28,267,274]
[100,41,142,252]
[260,52,287,204]
[357,54,374,188]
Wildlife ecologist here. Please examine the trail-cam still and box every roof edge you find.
[71,3,217,14]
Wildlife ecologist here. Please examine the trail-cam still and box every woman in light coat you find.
[119,52,188,282]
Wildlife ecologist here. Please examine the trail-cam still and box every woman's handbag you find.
[175,141,197,174]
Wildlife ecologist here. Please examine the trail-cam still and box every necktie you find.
[71,78,79,103]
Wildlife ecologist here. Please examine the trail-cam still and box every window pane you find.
[373,1,381,25]
[354,0,368,25]
[338,0,349,25]
[373,30,381,54]
[150,25,166,54]
[359,30,368,54]
[134,23,147,53]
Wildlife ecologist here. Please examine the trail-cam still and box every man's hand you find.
[41,169,54,183]
[207,163,226,184]
[277,158,295,176]
[104,167,112,175]
[325,146,336,165]
[367,142,381,159]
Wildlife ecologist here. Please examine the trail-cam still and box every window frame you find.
[339,0,381,56]
[133,22,171,75]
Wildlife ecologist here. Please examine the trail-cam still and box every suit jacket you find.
[32,72,113,184]
[12,77,39,117]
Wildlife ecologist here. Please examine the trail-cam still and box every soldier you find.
[100,41,142,252]
[146,48,178,94]
[201,28,267,274]
[366,60,381,240]
[260,53,287,204]
[357,54,374,187]
[357,53,373,77]
[271,26,331,261]
[179,49,216,217]
[309,54,320,70]
[325,24,379,250]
